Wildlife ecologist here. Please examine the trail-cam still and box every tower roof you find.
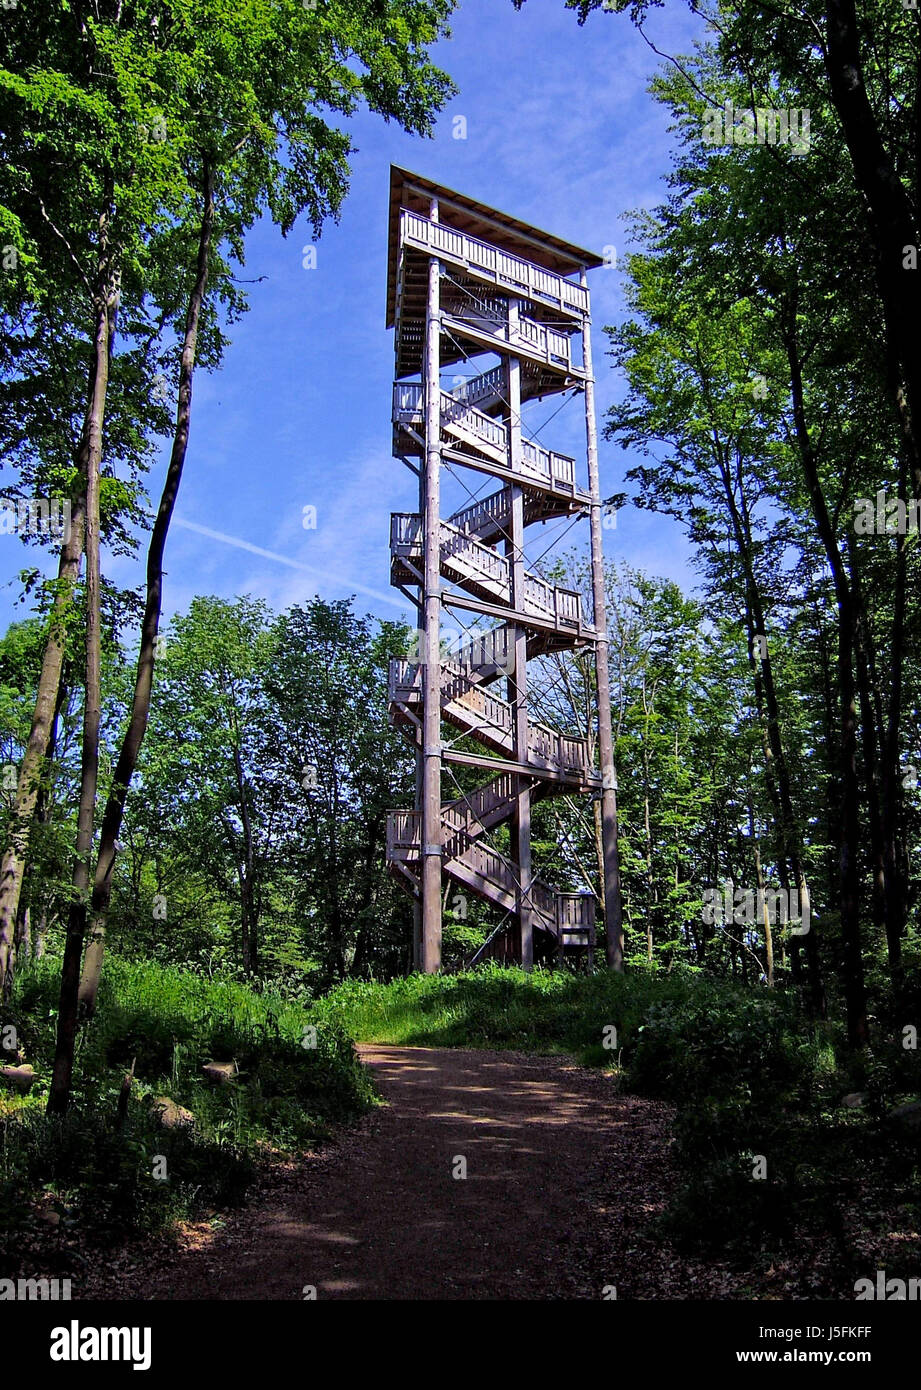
[386,165,603,328]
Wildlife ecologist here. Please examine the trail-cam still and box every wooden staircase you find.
[387,784,595,952]
[390,512,591,643]
[392,380,589,504]
[389,658,597,786]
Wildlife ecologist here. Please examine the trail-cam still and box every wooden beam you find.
[441,747,594,790]
[582,271,624,972]
[420,195,443,975]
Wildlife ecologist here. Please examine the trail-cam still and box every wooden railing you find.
[440,519,509,594]
[440,771,518,851]
[393,384,506,456]
[556,893,596,934]
[386,801,595,940]
[452,626,513,678]
[386,808,421,861]
[441,396,507,454]
[388,659,422,705]
[442,668,512,730]
[390,660,593,781]
[400,209,590,319]
[522,572,583,629]
[392,514,585,632]
[390,511,423,556]
[437,270,574,372]
[526,722,592,779]
[514,313,571,371]
[449,365,505,410]
[393,383,578,495]
[392,381,424,421]
[520,439,576,492]
[448,490,510,540]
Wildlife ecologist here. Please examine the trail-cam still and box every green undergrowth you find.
[314,961,699,1060]
[0,955,374,1262]
[316,963,921,1275]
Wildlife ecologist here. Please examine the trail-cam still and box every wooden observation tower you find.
[384,166,622,973]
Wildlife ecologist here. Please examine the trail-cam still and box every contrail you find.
[173,517,410,612]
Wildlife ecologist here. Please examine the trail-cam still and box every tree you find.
[0,1,189,1002]
[260,600,413,983]
[78,0,457,1015]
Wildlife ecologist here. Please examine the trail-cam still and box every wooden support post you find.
[505,301,533,970]
[412,728,422,970]
[421,197,443,974]
[412,314,426,972]
[581,272,623,971]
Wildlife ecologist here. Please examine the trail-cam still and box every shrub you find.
[0,953,375,1262]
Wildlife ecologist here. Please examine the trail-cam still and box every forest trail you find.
[102,1046,699,1301]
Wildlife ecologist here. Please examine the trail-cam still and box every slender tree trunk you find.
[350,822,382,978]
[240,874,257,976]
[12,902,29,981]
[0,495,86,994]
[749,800,773,987]
[47,227,114,1113]
[849,548,888,951]
[784,313,868,1046]
[233,745,259,978]
[592,799,604,905]
[7,672,71,996]
[876,379,913,996]
[79,161,216,1015]
[719,446,824,1013]
[880,527,907,995]
[328,787,346,980]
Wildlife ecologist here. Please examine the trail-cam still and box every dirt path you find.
[86,1046,754,1300]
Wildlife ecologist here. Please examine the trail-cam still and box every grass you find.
[0,954,375,1261]
[312,959,710,1063]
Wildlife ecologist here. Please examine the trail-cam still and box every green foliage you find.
[108,595,414,984]
[630,985,920,1261]
[0,953,374,1261]
[316,960,707,1059]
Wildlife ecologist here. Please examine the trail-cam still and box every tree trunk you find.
[783,312,868,1046]
[5,672,70,997]
[718,443,824,1013]
[47,215,115,1115]
[12,903,29,979]
[825,0,921,503]
[876,375,913,996]
[79,161,216,1016]
[749,800,773,987]
[233,745,259,978]
[0,502,86,994]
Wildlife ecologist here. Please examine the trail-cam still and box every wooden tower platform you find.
[384,166,623,972]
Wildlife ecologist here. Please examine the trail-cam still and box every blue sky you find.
[3,0,706,638]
